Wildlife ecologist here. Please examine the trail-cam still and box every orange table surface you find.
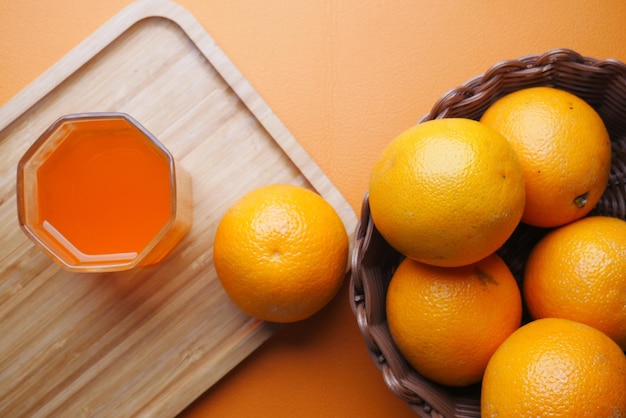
[2,1,625,417]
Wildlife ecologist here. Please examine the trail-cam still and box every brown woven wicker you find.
[349,48,626,418]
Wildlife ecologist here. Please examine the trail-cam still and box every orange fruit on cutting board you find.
[480,86,612,228]
[213,184,349,323]
[385,253,522,387]
[523,215,626,350]
[481,318,626,417]
[368,118,525,267]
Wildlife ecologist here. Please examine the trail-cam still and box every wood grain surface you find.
[0,0,357,416]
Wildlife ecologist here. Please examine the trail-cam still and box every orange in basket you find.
[480,86,612,228]
[385,253,522,387]
[368,118,525,267]
[523,215,626,350]
[482,318,626,417]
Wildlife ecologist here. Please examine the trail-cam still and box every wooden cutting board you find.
[0,0,357,416]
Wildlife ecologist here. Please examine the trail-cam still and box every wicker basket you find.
[349,48,626,418]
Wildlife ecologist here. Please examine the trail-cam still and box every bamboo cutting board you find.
[0,0,357,416]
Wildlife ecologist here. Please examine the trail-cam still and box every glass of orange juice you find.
[16,112,193,273]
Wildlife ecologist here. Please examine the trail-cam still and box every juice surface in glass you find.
[38,127,171,262]
[17,113,192,272]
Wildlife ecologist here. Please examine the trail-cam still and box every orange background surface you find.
[2,1,626,417]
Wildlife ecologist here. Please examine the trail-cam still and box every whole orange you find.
[369,118,525,267]
[213,184,349,323]
[523,215,626,350]
[385,253,522,387]
[482,318,626,417]
[480,86,612,228]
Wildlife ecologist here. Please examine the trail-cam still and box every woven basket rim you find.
[420,48,626,123]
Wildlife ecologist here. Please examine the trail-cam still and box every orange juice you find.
[38,130,172,259]
[17,113,192,272]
